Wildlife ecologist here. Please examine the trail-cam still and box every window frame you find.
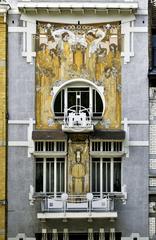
[91,157,122,197]
[53,85,104,119]
[35,156,66,196]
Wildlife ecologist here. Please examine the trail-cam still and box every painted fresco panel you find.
[36,22,121,129]
[67,135,89,195]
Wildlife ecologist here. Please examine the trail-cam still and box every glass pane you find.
[81,91,89,109]
[56,158,65,193]
[68,92,76,108]
[92,158,100,193]
[61,162,65,192]
[36,161,43,192]
[92,161,95,192]
[114,162,121,192]
[96,91,103,113]
[93,90,103,117]
[54,90,64,116]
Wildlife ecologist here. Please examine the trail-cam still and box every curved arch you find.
[52,78,105,116]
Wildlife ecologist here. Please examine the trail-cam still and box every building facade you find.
[6,1,149,240]
[149,0,156,238]
[0,1,9,240]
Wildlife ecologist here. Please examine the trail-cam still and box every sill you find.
[33,151,67,157]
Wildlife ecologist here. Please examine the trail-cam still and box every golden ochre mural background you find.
[36,22,121,129]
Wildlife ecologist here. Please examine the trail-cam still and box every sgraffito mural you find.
[36,22,121,129]
[67,135,89,196]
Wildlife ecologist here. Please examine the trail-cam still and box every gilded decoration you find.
[68,137,89,195]
[36,22,121,129]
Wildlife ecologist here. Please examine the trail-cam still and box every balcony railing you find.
[40,193,115,213]
[36,191,127,219]
[62,106,94,132]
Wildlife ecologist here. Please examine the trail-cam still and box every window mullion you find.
[64,157,67,193]
[54,158,57,197]
[106,162,108,192]
[60,162,61,192]
[90,157,92,193]
[110,158,114,192]
[95,162,97,192]
[43,141,46,152]
[49,161,51,193]
[90,87,93,117]
[100,158,103,198]
[43,158,46,193]
[65,88,68,114]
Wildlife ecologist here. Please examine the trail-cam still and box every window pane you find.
[114,160,121,192]
[36,159,43,192]
[93,90,103,117]
[54,90,64,116]
[68,92,76,108]
[103,159,111,192]
[107,162,111,192]
[57,158,65,193]
[92,158,100,193]
[46,158,54,193]
[96,91,103,113]
[81,91,89,109]
[56,142,65,152]
[46,142,54,151]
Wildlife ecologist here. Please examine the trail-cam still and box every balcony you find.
[62,106,94,133]
[37,193,120,220]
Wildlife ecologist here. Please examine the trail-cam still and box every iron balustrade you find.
[40,193,115,213]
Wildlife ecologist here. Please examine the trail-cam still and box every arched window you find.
[53,79,104,119]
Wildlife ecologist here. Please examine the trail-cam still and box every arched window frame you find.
[52,78,105,119]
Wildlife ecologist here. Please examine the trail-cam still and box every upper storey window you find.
[52,80,104,132]
[54,86,103,118]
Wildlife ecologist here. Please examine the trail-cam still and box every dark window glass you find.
[36,158,43,192]
[103,159,111,192]
[152,35,156,68]
[114,158,121,192]
[92,158,100,193]
[54,90,64,116]
[81,91,89,109]
[93,89,103,117]
[57,158,65,193]
[68,92,76,109]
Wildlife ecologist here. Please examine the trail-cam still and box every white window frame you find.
[90,140,124,157]
[90,157,122,198]
[35,156,67,197]
[34,140,67,156]
[52,79,104,120]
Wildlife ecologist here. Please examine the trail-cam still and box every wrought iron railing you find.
[63,105,92,129]
[40,193,115,213]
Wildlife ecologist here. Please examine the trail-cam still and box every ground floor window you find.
[35,157,65,195]
[92,158,121,195]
